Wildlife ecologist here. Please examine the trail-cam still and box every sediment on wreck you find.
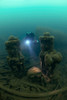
[39,32,62,78]
[5,35,25,77]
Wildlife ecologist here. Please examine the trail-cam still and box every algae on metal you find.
[5,36,25,77]
[40,32,62,77]
[0,34,67,100]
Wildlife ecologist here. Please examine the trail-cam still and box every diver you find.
[25,32,35,41]
[25,32,39,45]
[21,32,40,57]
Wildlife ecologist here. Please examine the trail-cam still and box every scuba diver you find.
[25,32,39,45]
[20,32,40,58]
[25,32,35,41]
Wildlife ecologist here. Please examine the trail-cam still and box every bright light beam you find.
[25,40,30,45]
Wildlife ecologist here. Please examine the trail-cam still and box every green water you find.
[0,1,67,100]
[0,5,67,39]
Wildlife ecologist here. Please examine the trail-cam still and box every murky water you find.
[0,1,67,100]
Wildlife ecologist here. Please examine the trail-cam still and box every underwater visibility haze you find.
[0,0,67,100]
[0,0,67,38]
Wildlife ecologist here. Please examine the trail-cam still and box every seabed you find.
[0,32,67,100]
